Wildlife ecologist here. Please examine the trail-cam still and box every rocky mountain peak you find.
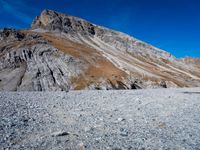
[32,9,96,36]
[32,9,62,29]
[31,10,172,59]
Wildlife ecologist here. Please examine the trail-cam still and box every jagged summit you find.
[0,10,200,91]
[32,9,96,36]
[32,9,172,59]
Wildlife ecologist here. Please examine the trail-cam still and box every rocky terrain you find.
[1,88,200,149]
[0,9,200,91]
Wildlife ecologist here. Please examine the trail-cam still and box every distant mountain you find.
[0,9,200,91]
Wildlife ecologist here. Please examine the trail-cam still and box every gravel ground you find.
[1,88,200,150]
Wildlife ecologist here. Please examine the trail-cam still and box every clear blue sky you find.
[0,0,200,58]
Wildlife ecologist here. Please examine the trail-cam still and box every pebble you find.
[118,118,125,122]
[52,131,70,137]
[77,142,86,150]
[120,128,129,136]
[120,131,128,137]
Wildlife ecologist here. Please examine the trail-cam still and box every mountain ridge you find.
[0,9,200,91]
[32,9,173,58]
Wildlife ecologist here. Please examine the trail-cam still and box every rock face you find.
[0,29,83,91]
[0,9,200,91]
[32,10,96,36]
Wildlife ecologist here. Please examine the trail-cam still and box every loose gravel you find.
[1,88,200,149]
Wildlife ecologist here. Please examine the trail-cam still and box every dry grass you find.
[14,30,200,89]
[40,32,127,89]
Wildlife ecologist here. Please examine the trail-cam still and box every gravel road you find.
[1,88,200,150]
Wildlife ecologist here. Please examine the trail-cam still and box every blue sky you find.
[0,0,200,58]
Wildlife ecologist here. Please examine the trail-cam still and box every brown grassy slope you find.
[19,30,200,88]
[40,32,127,89]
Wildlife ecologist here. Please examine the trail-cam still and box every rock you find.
[160,81,167,88]
[52,131,70,137]
[77,142,86,150]
[117,118,125,122]
[84,126,94,132]
[0,35,82,91]
[120,128,129,136]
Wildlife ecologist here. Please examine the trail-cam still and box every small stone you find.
[120,128,128,136]
[135,98,139,100]
[65,139,69,143]
[120,131,128,136]
[77,142,86,150]
[118,118,125,122]
[50,121,55,124]
[52,131,70,137]
[84,127,93,132]
[95,137,101,143]
[128,146,132,150]
[182,139,187,142]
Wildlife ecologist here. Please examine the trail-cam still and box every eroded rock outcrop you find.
[0,29,83,91]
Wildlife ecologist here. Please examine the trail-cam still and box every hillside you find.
[0,9,200,91]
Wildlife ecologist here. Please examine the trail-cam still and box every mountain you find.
[0,9,200,91]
